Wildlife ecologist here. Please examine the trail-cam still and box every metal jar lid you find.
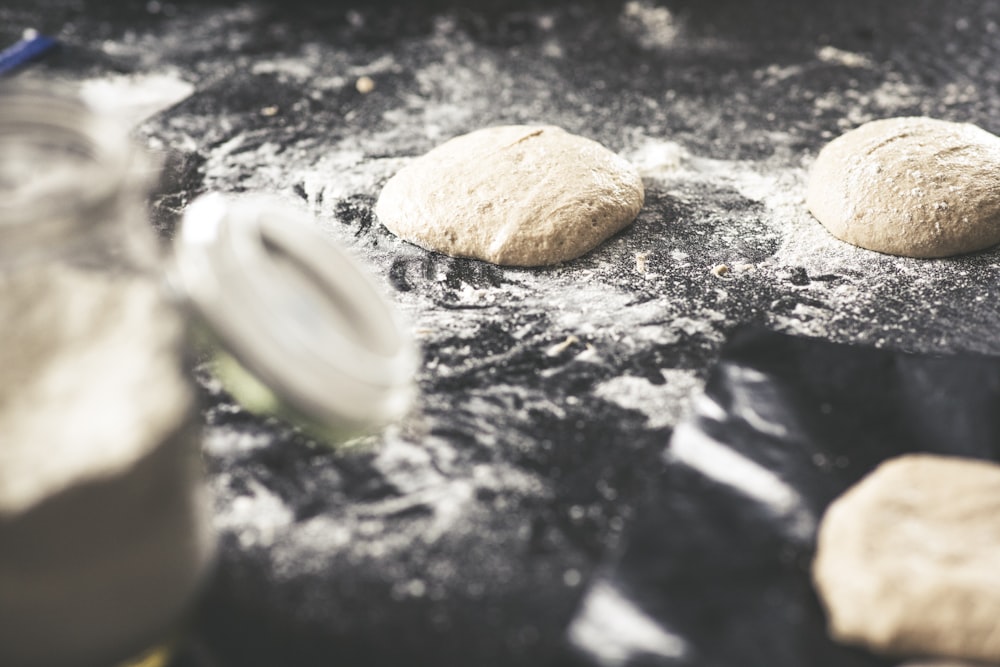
[171,193,416,440]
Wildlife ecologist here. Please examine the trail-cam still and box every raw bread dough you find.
[806,117,1000,257]
[375,125,644,266]
[812,454,1000,663]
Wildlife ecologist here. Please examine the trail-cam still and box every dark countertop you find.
[5,1,1000,666]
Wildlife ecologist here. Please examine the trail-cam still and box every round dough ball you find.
[806,117,1000,257]
[375,125,644,266]
[812,454,1000,662]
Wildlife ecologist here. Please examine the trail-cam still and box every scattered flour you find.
[80,71,195,126]
[815,45,875,69]
[594,369,702,430]
[620,1,680,50]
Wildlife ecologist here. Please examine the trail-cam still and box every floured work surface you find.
[5,1,1000,665]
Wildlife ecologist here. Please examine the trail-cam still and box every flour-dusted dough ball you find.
[813,454,1000,662]
[806,117,1000,257]
[375,125,644,266]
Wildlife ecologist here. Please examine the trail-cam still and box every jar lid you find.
[171,193,416,440]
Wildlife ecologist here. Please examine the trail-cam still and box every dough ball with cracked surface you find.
[806,117,1000,257]
[812,454,1000,663]
[375,125,644,266]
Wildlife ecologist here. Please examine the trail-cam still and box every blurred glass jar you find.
[0,79,416,444]
[0,78,161,272]
[169,192,418,443]
[0,76,417,665]
[0,80,215,667]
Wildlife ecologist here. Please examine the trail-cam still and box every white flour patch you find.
[816,45,875,69]
[620,0,680,50]
[250,55,316,80]
[569,580,689,666]
[80,71,195,126]
[631,139,689,181]
[814,76,921,128]
[594,369,702,430]
[214,478,294,549]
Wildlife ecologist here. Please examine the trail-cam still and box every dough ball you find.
[806,117,1000,257]
[812,454,1000,662]
[375,125,644,266]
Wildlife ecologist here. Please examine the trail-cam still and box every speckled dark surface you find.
[5,1,1000,666]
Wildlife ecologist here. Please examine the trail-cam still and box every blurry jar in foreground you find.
[171,193,418,444]
[0,80,215,667]
[0,78,160,272]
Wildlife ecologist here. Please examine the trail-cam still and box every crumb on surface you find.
[356,76,376,94]
[635,251,649,274]
[711,264,730,278]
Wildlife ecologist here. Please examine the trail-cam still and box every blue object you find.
[0,34,58,76]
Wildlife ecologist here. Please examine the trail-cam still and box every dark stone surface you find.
[4,2,1000,666]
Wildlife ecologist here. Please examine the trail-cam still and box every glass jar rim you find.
[0,78,137,250]
[171,193,418,439]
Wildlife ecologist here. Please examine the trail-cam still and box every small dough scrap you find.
[375,125,644,266]
[806,117,1000,257]
[813,454,1000,662]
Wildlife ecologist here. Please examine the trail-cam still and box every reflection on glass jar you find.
[171,193,418,444]
[0,79,215,667]
[0,78,161,272]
